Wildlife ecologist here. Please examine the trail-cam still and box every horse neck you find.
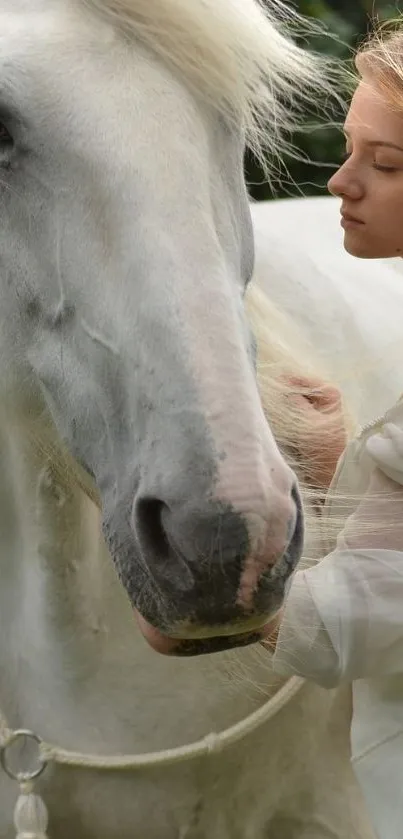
[0,411,109,713]
[0,409,288,755]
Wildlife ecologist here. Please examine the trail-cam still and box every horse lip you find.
[168,614,270,640]
[172,630,262,656]
[135,608,278,656]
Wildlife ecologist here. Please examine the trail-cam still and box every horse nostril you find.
[133,495,198,598]
[135,497,171,558]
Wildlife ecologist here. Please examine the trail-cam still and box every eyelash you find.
[373,164,397,173]
[341,153,397,173]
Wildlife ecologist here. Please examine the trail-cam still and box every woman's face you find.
[328,75,403,258]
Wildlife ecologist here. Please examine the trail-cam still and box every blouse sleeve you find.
[272,424,403,688]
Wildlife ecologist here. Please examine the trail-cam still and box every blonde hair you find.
[80,0,341,173]
[356,17,403,108]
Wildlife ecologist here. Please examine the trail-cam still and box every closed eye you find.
[341,152,398,173]
[373,164,398,173]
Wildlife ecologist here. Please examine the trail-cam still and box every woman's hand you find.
[284,375,347,491]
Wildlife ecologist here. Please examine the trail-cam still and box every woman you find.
[268,22,403,839]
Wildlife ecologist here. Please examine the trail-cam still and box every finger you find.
[280,375,341,408]
[286,392,342,421]
[297,384,343,413]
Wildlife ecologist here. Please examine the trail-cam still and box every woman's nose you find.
[328,160,364,200]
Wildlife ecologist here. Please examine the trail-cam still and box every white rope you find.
[14,781,49,839]
[0,676,303,774]
[0,714,12,749]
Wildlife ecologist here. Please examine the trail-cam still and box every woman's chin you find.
[343,231,395,260]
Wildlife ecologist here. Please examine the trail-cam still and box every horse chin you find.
[134,609,277,657]
[134,610,179,655]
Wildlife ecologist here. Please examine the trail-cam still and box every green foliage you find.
[245,0,399,201]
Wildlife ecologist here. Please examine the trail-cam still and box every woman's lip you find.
[134,609,280,657]
[341,213,364,228]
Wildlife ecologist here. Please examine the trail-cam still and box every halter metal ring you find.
[0,729,47,782]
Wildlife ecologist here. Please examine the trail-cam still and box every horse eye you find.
[0,122,13,145]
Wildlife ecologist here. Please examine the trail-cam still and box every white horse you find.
[251,195,403,422]
[0,1,387,837]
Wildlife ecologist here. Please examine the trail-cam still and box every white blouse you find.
[273,399,403,839]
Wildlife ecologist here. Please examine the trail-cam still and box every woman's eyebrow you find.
[366,140,403,153]
[343,129,403,153]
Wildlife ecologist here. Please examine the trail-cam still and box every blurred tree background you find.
[246,0,400,201]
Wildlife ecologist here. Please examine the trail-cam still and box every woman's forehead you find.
[345,79,403,145]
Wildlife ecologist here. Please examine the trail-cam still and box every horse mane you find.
[80,0,339,169]
[245,283,356,566]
